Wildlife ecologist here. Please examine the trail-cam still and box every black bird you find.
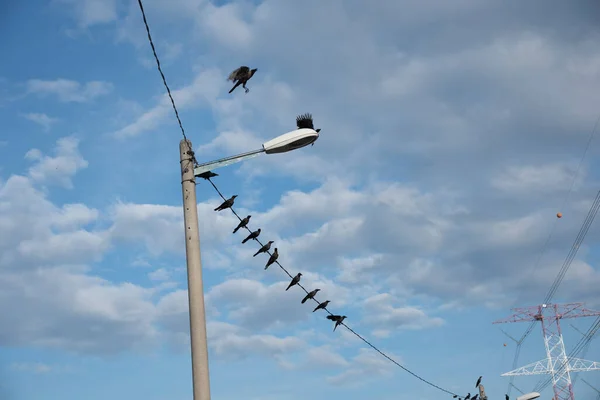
[475,376,482,388]
[242,228,261,244]
[214,195,237,212]
[296,113,321,147]
[301,288,320,304]
[326,314,347,331]
[254,241,274,257]
[464,394,471,400]
[286,273,302,291]
[313,300,330,312]
[227,66,257,94]
[296,113,321,133]
[233,215,251,234]
[505,395,509,400]
[197,171,218,180]
[452,396,458,399]
[471,395,478,400]
[264,248,278,270]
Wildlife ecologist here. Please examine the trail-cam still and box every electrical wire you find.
[136,0,198,164]
[135,0,459,396]
[503,114,600,395]
[206,177,459,397]
[534,316,600,393]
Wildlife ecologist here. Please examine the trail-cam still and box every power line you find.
[505,114,600,395]
[136,0,197,164]
[205,177,459,397]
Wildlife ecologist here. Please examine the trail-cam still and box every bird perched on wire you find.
[227,66,257,94]
[326,314,346,331]
[471,395,478,400]
[301,288,320,304]
[264,248,278,270]
[233,215,251,234]
[475,376,482,388]
[214,195,237,211]
[504,395,509,400]
[464,393,471,400]
[254,241,274,257]
[242,228,261,244]
[286,273,302,291]
[313,300,330,312]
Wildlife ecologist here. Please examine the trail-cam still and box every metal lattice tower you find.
[493,303,600,400]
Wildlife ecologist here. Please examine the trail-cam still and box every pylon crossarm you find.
[501,359,552,376]
[567,358,600,372]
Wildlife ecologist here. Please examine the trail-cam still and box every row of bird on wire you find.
[211,189,347,332]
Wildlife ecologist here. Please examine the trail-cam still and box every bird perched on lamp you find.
[296,113,321,146]
[227,66,257,94]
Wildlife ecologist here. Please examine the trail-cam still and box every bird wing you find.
[326,315,338,321]
[296,113,315,130]
[228,66,249,81]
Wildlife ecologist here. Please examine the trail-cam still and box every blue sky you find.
[1,0,600,399]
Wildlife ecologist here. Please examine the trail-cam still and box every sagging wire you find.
[204,176,459,398]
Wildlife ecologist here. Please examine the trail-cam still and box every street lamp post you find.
[179,127,320,400]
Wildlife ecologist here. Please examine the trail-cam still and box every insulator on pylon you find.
[557,212,562,218]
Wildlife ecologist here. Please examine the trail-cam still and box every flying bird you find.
[286,273,302,291]
[242,229,261,244]
[233,215,251,234]
[475,376,482,388]
[326,314,347,331]
[214,195,237,212]
[296,113,321,146]
[301,288,320,304]
[264,248,278,270]
[253,241,274,257]
[296,113,321,133]
[197,171,218,180]
[313,300,330,312]
[227,66,257,94]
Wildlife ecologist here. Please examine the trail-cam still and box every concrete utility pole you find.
[478,384,488,400]
[179,139,211,400]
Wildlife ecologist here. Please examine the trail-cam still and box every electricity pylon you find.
[493,303,600,400]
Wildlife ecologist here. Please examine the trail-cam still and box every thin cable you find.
[206,177,459,397]
[506,112,600,394]
[534,316,600,393]
[137,0,187,142]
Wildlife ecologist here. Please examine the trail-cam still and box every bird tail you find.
[242,237,249,244]
[233,226,239,234]
[285,283,292,291]
[264,263,270,270]
[253,250,260,257]
[326,315,336,321]
[301,296,308,304]
[214,206,220,211]
[229,85,235,94]
[333,325,338,332]
[312,306,319,312]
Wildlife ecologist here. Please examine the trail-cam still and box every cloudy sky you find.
[2,0,600,399]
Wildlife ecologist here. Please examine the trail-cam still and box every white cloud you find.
[148,268,170,281]
[491,163,582,194]
[26,79,113,103]
[21,113,60,131]
[56,0,118,28]
[25,136,88,189]
[112,68,223,138]
[326,348,401,387]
